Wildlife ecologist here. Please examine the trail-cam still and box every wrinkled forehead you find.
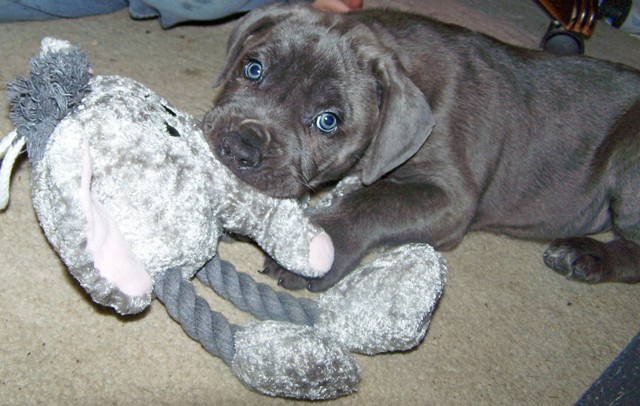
[214,11,378,125]
[252,19,361,77]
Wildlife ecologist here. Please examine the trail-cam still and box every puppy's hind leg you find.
[544,126,640,284]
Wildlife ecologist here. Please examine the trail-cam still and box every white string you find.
[0,130,26,210]
[0,129,18,160]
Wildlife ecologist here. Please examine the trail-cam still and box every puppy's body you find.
[205,4,640,290]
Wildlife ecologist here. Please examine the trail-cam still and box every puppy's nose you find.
[219,130,262,169]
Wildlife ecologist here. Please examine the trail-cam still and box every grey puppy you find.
[203,3,640,291]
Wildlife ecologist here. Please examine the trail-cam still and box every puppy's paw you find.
[261,257,347,291]
[261,257,310,290]
[543,238,607,283]
[306,269,348,292]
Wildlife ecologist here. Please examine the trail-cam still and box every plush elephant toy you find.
[0,38,446,400]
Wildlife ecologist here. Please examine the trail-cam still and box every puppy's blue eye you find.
[244,60,263,81]
[315,112,338,133]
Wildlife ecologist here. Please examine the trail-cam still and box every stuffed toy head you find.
[3,37,333,315]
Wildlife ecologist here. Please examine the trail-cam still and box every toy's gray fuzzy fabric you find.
[152,242,446,400]
[232,320,361,399]
[316,243,445,355]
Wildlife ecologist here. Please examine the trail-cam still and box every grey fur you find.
[204,3,640,291]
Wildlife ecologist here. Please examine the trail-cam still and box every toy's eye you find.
[164,121,180,137]
[243,60,263,81]
[314,112,338,133]
[162,104,177,117]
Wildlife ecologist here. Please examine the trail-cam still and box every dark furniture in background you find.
[538,0,632,54]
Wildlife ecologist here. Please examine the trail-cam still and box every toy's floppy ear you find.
[79,143,153,305]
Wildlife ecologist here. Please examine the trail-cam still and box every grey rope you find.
[154,267,238,366]
[153,255,322,366]
[196,256,320,326]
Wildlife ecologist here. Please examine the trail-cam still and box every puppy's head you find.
[204,4,435,198]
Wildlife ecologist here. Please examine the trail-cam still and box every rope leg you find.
[154,268,237,366]
[196,256,320,326]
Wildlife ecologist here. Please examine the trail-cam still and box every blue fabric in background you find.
[128,0,284,28]
[0,0,128,21]
[0,0,302,27]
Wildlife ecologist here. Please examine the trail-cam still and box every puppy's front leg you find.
[267,179,474,291]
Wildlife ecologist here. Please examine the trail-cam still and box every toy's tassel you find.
[0,130,26,210]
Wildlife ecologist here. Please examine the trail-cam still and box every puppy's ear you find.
[360,55,436,185]
[214,4,314,87]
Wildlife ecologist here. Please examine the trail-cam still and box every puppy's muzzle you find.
[218,127,264,169]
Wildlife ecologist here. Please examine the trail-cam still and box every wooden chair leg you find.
[540,20,585,54]
[537,0,632,54]
[536,0,598,54]
[537,0,599,37]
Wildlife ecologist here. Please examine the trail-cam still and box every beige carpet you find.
[1,0,639,404]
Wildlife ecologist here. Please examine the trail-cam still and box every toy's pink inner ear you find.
[79,143,152,297]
